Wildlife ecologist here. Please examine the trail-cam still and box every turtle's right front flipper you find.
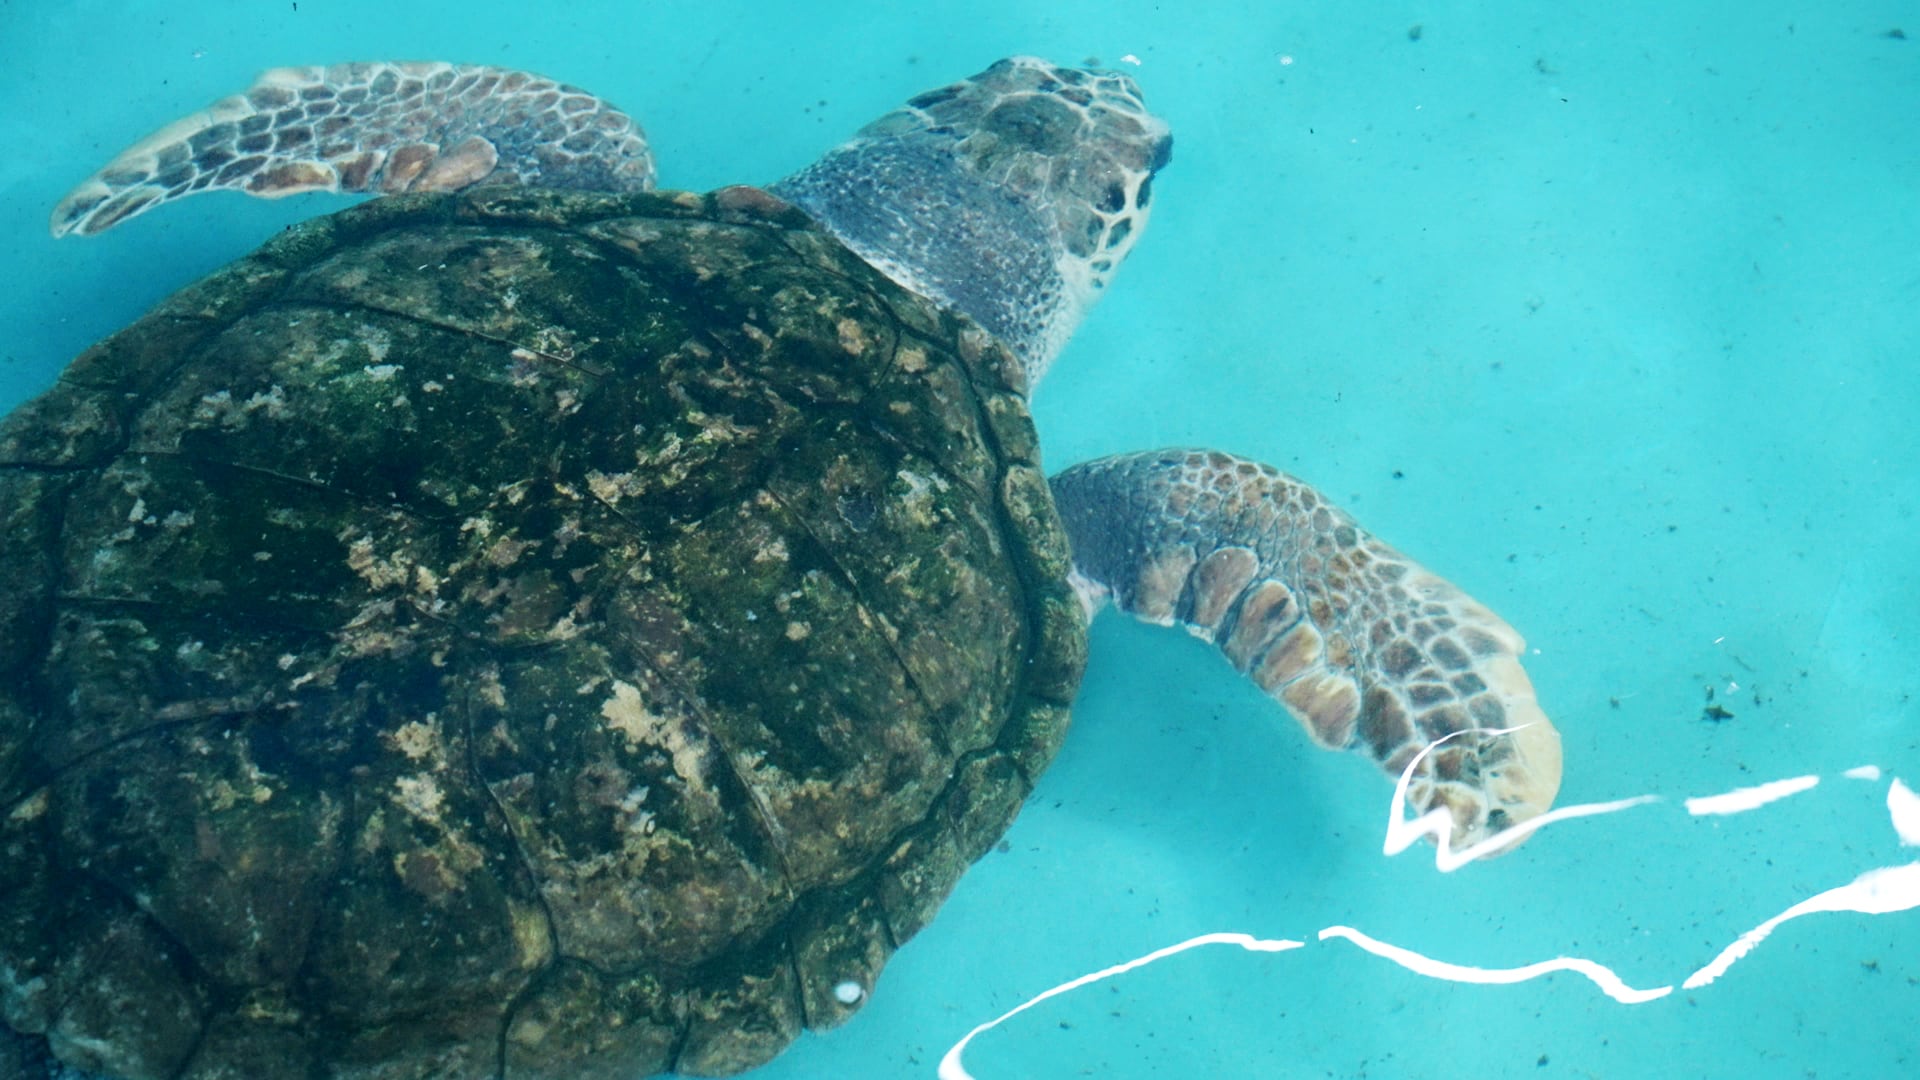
[1052,448,1563,855]
[50,62,655,237]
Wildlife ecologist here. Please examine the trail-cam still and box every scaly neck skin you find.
[768,57,1172,390]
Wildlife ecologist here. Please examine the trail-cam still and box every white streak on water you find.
[1682,861,1920,989]
[1685,774,1820,816]
[1318,925,1672,1005]
[936,933,1303,1080]
[1890,778,1920,845]
[940,761,1920,1079]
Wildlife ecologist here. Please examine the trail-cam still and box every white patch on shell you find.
[600,680,709,794]
[387,718,441,762]
[392,774,445,823]
[345,534,410,589]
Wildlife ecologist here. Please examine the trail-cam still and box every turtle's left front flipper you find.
[1051,448,1562,852]
[51,62,655,237]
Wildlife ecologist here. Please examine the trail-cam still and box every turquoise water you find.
[3,1,1916,1077]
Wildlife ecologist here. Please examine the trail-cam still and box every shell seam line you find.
[465,671,562,1080]
[759,481,952,762]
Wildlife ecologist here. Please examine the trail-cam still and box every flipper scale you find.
[1053,448,1563,851]
[51,62,655,237]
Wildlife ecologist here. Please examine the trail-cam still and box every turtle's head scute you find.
[769,56,1174,388]
[981,57,1173,264]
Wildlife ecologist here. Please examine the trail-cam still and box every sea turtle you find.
[3,58,1562,1078]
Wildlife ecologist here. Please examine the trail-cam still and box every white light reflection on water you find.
[939,746,1920,1080]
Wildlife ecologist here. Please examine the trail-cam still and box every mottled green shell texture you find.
[0,187,1086,1079]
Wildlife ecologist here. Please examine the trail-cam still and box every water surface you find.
[3,2,1914,1077]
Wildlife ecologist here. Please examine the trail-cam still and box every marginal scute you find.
[246,159,336,195]
[674,946,802,1078]
[1249,620,1323,694]
[1220,579,1299,669]
[417,135,501,190]
[1184,546,1257,634]
[790,887,891,1031]
[381,143,435,191]
[1280,670,1361,748]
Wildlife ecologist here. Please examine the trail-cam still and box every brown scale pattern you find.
[52,62,657,237]
[1051,448,1563,851]
[869,57,1164,284]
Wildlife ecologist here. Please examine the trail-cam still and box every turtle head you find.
[769,57,1173,389]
